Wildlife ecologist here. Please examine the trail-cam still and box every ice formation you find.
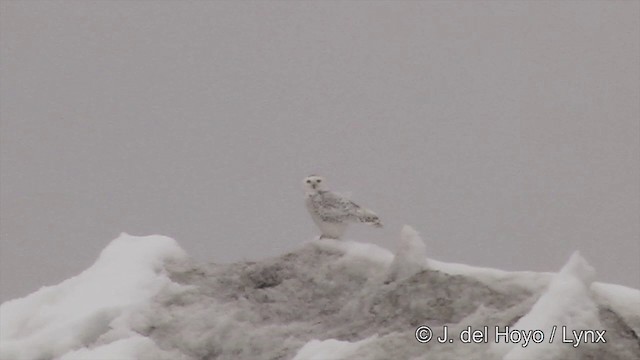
[1,230,638,360]
[0,233,187,360]
[491,252,602,360]
[385,225,428,283]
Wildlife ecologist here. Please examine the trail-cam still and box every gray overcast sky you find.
[1,1,638,302]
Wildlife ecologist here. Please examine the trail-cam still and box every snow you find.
[491,251,600,360]
[293,335,379,360]
[2,230,639,360]
[58,336,156,360]
[428,259,553,294]
[0,233,186,360]
[591,282,640,333]
[386,225,428,282]
[311,237,394,265]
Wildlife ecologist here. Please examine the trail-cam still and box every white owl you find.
[303,175,383,239]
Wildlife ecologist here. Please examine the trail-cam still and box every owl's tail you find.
[357,208,383,228]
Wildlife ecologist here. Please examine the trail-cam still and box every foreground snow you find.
[491,252,600,360]
[0,233,187,360]
[1,229,639,360]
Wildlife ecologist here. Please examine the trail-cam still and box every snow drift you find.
[1,228,639,360]
[0,234,187,360]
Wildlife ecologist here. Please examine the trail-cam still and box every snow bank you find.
[492,251,600,360]
[428,259,553,295]
[0,233,186,360]
[58,335,157,360]
[2,229,638,360]
[311,237,394,265]
[591,282,640,333]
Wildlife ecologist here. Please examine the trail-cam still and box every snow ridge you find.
[0,233,187,360]
[491,252,601,360]
[1,231,639,360]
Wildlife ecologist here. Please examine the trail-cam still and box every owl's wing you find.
[320,191,382,226]
[318,191,362,219]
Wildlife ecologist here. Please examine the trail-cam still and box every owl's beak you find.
[312,184,317,189]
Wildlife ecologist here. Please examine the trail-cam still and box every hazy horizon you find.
[1,1,639,302]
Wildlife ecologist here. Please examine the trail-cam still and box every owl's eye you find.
[317,179,322,183]
[306,180,311,183]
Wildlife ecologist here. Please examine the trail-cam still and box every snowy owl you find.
[304,175,383,239]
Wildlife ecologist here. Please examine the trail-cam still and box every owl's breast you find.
[305,196,324,224]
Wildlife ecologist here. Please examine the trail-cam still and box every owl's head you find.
[303,175,327,194]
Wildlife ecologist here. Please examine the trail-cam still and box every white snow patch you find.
[386,225,427,282]
[592,282,640,333]
[293,335,379,360]
[58,335,155,360]
[311,238,394,265]
[0,233,186,360]
[428,259,553,294]
[313,232,554,293]
[492,251,600,360]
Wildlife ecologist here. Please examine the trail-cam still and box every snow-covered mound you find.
[0,233,187,360]
[492,252,605,360]
[1,229,639,360]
